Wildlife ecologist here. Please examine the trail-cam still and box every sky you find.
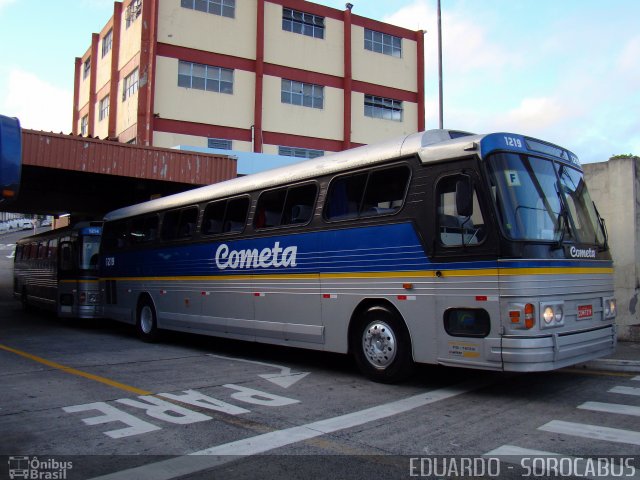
[0,0,638,164]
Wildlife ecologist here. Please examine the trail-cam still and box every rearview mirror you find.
[456,176,473,217]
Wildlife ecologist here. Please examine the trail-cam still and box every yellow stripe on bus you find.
[100,266,613,283]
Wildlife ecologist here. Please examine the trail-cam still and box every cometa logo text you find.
[215,242,298,270]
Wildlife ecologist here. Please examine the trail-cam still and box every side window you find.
[130,215,159,244]
[361,167,410,216]
[102,220,130,251]
[202,197,249,235]
[436,175,486,247]
[282,183,316,225]
[48,238,58,258]
[161,207,198,241]
[254,183,317,229]
[325,165,410,221]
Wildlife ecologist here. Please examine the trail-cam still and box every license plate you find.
[577,304,593,319]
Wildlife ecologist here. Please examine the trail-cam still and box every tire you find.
[350,305,414,383]
[136,297,159,343]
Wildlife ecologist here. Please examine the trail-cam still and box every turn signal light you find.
[524,303,535,329]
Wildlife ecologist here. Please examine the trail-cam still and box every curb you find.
[578,358,640,374]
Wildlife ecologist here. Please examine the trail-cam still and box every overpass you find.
[0,116,237,220]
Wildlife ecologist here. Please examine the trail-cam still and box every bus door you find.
[429,166,503,369]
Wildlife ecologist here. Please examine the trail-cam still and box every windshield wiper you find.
[593,201,609,250]
[553,184,570,249]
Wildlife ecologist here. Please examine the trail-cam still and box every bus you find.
[0,114,22,204]
[14,222,102,319]
[99,130,616,382]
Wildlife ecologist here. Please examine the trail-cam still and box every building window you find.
[83,58,91,80]
[278,146,324,159]
[364,94,403,121]
[101,29,113,58]
[208,138,232,150]
[180,0,235,18]
[122,68,139,101]
[80,115,88,136]
[364,28,402,58]
[99,95,110,121]
[282,8,324,39]
[178,61,233,94]
[281,79,323,109]
[126,0,142,28]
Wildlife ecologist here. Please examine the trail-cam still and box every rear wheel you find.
[350,305,414,383]
[136,298,159,342]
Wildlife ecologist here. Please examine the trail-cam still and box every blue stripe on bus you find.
[101,222,611,278]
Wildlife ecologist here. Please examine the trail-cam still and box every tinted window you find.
[325,165,410,221]
[254,184,317,229]
[202,197,249,235]
[161,207,199,241]
[436,175,486,247]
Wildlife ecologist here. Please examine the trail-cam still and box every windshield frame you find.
[485,152,606,248]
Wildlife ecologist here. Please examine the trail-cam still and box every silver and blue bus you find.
[99,130,616,382]
[14,222,102,319]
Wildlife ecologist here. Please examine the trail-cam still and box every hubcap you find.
[362,320,397,369]
[140,306,154,334]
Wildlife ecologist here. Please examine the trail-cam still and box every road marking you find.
[578,401,640,417]
[610,386,640,397]
[0,343,152,396]
[207,353,310,388]
[485,445,640,480]
[89,378,493,480]
[539,420,640,445]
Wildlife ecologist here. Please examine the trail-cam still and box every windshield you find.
[78,235,100,270]
[487,153,605,246]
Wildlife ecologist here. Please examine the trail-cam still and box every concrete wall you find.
[584,158,640,341]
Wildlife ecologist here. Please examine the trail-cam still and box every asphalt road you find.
[0,232,639,479]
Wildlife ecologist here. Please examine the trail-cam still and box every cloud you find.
[0,68,72,132]
[0,0,16,12]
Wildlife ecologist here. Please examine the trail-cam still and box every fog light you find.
[555,307,563,322]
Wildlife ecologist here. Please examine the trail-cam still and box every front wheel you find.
[136,298,159,342]
[350,305,414,383]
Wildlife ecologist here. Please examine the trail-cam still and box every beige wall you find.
[153,130,251,152]
[584,158,640,341]
[350,92,417,145]
[96,41,112,95]
[158,0,257,60]
[351,25,417,92]
[154,56,255,129]
[78,60,91,111]
[93,93,110,139]
[262,74,343,140]
[118,9,142,70]
[264,3,343,76]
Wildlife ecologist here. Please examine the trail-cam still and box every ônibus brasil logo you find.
[215,242,297,270]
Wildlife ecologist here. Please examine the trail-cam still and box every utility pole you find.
[437,0,444,129]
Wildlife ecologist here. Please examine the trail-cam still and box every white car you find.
[17,219,34,230]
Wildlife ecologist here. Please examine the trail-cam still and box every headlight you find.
[543,307,555,324]
[603,298,616,319]
[540,302,564,329]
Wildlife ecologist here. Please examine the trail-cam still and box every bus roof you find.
[103,129,580,222]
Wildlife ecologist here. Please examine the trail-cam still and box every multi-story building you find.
[73,0,425,158]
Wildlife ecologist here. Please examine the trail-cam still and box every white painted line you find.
[89,379,491,480]
[207,353,310,389]
[579,401,640,417]
[539,420,640,445]
[485,445,640,480]
[610,386,640,397]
